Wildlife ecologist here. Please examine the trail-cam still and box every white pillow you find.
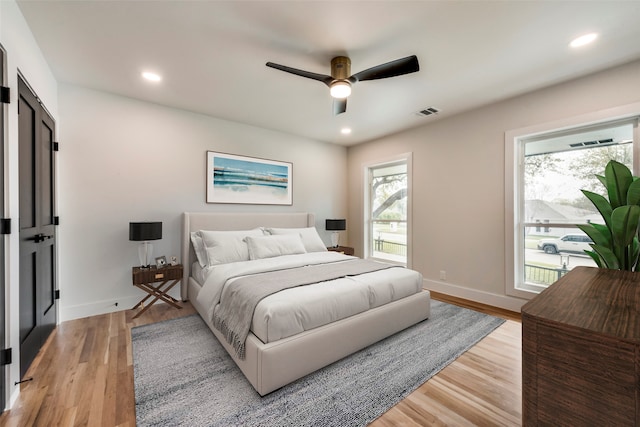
[266,227,328,253]
[199,228,265,266]
[246,234,307,260]
[190,232,208,268]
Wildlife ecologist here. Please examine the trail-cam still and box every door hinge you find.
[53,141,59,151]
[0,218,11,235]
[0,348,12,366]
[54,216,60,226]
[55,290,60,300]
[0,86,9,104]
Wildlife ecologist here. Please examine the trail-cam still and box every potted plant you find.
[577,160,640,270]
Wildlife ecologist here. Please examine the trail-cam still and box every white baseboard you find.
[423,278,527,313]
[59,286,183,322]
[59,295,142,322]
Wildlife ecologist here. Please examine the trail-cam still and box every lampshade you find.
[129,222,162,241]
[329,81,351,99]
[326,219,346,231]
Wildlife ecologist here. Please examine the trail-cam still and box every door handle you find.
[29,233,55,243]
[29,234,53,243]
[30,233,44,243]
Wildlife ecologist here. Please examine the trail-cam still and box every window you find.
[506,114,639,297]
[364,154,412,266]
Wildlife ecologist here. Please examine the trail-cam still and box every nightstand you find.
[131,264,183,319]
[327,246,355,256]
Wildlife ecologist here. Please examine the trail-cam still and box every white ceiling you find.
[16,1,640,146]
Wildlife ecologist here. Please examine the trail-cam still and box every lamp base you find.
[138,241,154,267]
[330,232,339,248]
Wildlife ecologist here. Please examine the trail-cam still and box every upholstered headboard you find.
[181,212,315,300]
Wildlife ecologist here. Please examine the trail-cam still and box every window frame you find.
[505,104,640,299]
[363,152,413,268]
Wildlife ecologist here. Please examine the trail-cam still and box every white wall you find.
[57,83,347,320]
[347,59,640,312]
[1,0,347,409]
[1,0,59,410]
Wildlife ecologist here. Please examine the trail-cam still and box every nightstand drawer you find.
[132,265,182,284]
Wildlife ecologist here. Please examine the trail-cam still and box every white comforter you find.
[195,252,423,344]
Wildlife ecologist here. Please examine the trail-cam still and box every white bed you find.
[181,212,431,396]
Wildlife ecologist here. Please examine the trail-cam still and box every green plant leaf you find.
[627,179,640,205]
[605,160,633,209]
[611,205,640,247]
[591,244,620,269]
[577,223,611,248]
[591,222,613,242]
[581,190,613,230]
[579,160,640,271]
[632,237,640,269]
[584,249,603,268]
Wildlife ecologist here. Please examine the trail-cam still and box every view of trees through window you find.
[521,121,634,287]
[370,162,407,264]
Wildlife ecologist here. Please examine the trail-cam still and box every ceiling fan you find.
[265,55,419,115]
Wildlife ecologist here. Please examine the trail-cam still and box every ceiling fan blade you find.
[349,55,419,83]
[266,62,334,86]
[333,98,347,115]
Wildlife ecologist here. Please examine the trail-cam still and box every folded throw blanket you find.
[212,259,396,359]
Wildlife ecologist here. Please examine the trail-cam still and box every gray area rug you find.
[132,300,505,426]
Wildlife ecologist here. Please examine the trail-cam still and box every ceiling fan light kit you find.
[266,54,419,115]
[330,81,351,98]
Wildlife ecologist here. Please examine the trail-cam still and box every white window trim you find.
[505,102,640,300]
[363,152,413,268]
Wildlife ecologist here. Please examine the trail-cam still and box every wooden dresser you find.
[521,266,640,426]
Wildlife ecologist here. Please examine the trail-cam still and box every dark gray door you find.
[0,44,6,406]
[18,76,57,378]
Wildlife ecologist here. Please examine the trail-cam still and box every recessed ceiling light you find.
[341,128,352,135]
[142,71,162,82]
[570,33,598,48]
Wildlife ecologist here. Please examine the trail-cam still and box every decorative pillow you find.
[190,232,208,268]
[266,227,328,253]
[199,228,265,266]
[246,234,307,260]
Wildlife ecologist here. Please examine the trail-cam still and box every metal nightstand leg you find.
[132,278,182,319]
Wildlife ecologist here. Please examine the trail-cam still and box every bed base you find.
[189,278,430,395]
[181,212,431,396]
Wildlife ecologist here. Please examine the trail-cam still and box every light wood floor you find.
[0,294,521,426]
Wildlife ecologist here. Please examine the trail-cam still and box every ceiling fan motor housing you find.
[331,56,351,80]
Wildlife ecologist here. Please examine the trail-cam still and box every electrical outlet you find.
[439,270,446,280]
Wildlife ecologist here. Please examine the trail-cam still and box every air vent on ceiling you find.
[417,107,440,117]
[569,138,616,148]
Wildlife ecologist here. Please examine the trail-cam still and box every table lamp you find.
[129,221,162,268]
[326,219,346,248]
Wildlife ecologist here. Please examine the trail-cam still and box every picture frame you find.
[170,256,178,266]
[155,256,167,268]
[206,151,293,205]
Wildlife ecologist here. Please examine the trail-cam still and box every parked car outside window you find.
[536,234,593,254]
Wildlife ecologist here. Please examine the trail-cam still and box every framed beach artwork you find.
[206,151,293,205]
